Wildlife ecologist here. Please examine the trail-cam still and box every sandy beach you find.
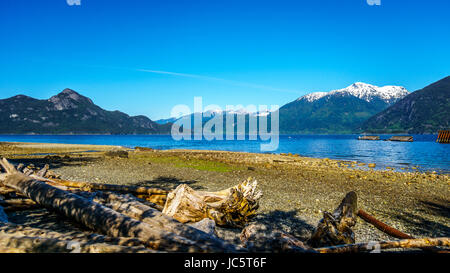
[1,141,449,246]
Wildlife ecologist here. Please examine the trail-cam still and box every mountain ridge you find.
[3,78,446,135]
[0,89,171,135]
[155,82,410,134]
[278,82,409,134]
[361,76,450,134]
[277,82,410,134]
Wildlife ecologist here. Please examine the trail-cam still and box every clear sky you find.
[0,0,449,120]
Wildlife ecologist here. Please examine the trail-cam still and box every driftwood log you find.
[0,158,237,252]
[41,178,167,206]
[49,178,167,195]
[0,234,155,253]
[187,218,217,236]
[0,198,38,207]
[95,192,163,211]
[25,166,167,206]
[357,209,414,239]
[240,223,315,253]
[315,237,450,253]
[357,209,449,253]
[0,198,41,212]
[92,191,241,251]
[36,164,49,178]
[0,221,151,248]
[308,191,358,247]
[0,220,154,253]
[0,186,17,196]
[163,178,262,228]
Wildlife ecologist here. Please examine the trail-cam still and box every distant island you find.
[1,76,448,135]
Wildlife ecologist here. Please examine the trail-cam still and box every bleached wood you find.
[0,234,156,253]
[315,237,450,253]
[0,159,217,252]
[308,191,358,247]
[94,192,239,252]
[163,178,262,228]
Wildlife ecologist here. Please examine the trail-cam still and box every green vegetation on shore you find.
[134,153,243,173]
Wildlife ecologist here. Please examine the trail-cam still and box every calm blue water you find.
[0,134,448,173]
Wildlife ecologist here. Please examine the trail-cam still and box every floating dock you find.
[387,136,413,142]
[437,130,450,143]
[358,135,380,140]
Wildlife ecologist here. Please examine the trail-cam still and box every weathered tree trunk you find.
[357,209,448,253]
[1,174,200,251]
[93,191,240,252]
[25,162,167,205]
[97,192,163,211]
[0,234,156,253]
[163,178,262,228]
[187,218,217,236]
[315,237,450,253]
[308,191,358,247]
[0,198,37,207]
[0,159,232,252]
[36,164,49,178]
[48,178,168,206]
[240,223,316,253]
[163,184,208,223]
[0,186,17,196]
[357,209,413,239]
[0,198,40,212]
[0,221,148,248]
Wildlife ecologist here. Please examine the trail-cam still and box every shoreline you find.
[0,140,447,174]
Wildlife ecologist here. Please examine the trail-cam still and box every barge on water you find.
[358,135,380,140]
[357,135,414,142]
[386,136,414,142]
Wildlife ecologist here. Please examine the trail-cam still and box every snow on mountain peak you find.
[298,82,408,103]
[299,92,328,102]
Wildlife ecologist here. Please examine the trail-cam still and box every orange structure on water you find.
[437,130,450,143]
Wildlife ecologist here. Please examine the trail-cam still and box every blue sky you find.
[0,0,449,120]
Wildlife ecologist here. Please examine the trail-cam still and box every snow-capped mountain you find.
[298,82,409,104]
[156,82,411,134]
[280,82,409,134]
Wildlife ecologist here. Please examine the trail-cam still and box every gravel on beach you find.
[1,142,449,247]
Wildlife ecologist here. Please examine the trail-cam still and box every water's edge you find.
[0,134,448,174]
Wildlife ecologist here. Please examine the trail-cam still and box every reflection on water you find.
[0,134,448,173]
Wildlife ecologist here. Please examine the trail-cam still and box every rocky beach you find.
[1,141,448,248]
